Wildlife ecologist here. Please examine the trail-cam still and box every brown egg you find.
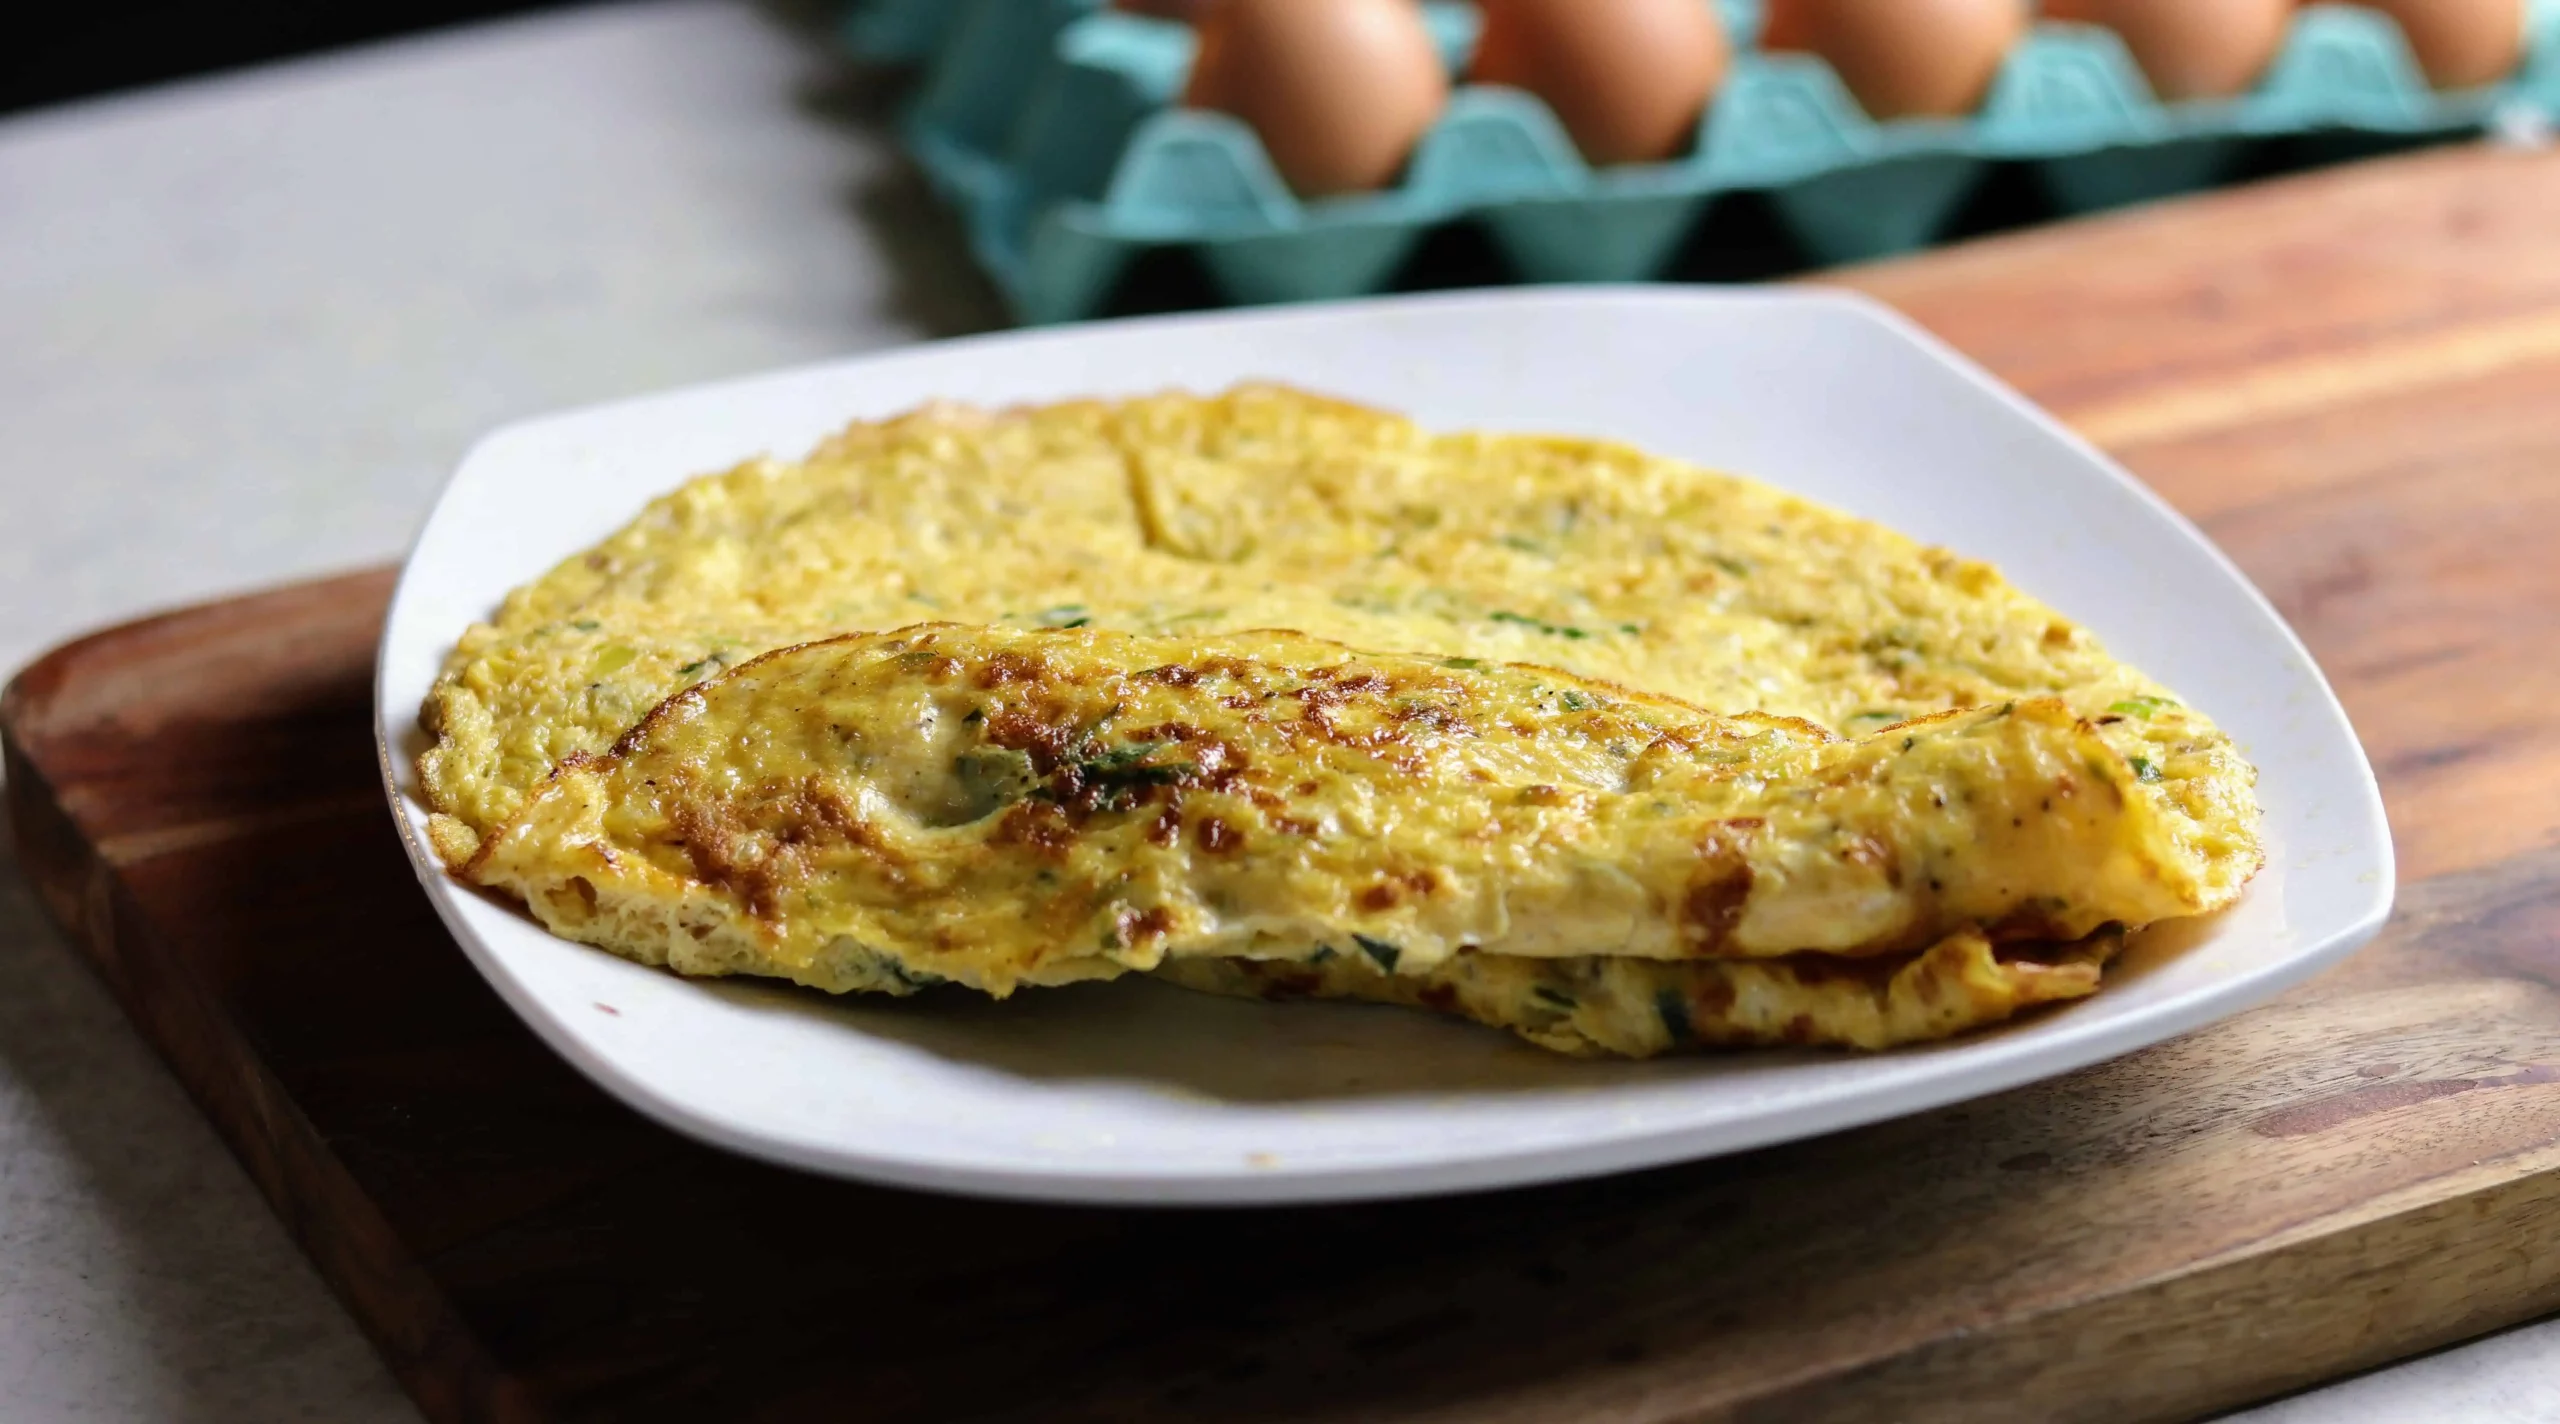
[1184,0,1450,197]
[1761,0,2029,119]
[2043,0,2294,100]
[2356,0,2526,88]
[1471,0,1731,165]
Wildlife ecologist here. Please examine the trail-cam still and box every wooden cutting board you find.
[12,142,2560,1424]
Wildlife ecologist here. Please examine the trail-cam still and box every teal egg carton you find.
[843,0,2560,323]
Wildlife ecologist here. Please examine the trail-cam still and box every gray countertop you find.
[0,3,2544,1417]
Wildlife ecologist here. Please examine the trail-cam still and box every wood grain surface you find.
[12,143,2560,1423]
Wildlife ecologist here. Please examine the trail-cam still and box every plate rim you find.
[374,284,2396,1206]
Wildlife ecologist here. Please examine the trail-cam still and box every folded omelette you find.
[420,386,2261,1056]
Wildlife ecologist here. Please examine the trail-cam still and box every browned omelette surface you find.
[465,627,2198,1001]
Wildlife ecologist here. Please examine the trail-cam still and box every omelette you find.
[420,385,2260,1056]
[1160,928,2126,1057]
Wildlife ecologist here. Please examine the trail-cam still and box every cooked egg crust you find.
[420,386,2262,1054]
[462,627,2200,998]
[1159,928,2124,1056]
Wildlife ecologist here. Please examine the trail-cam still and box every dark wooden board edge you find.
[4,575,532,1424]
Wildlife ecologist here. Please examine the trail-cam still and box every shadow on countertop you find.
[761,0,1014,341]
[4,0,586,118]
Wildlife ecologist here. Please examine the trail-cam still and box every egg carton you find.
[843,0,2560,323]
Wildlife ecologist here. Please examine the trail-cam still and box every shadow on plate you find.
[668,916,2217,1104]
[2114,908,2237,984]
[697,971,1800,1103]
[433,858,2146,1108]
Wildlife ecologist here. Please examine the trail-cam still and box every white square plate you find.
[377,287,2393,1205]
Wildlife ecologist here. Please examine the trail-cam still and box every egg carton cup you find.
[844,0,2560,323]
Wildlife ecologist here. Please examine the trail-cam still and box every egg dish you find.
[420,386,2260,1056]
